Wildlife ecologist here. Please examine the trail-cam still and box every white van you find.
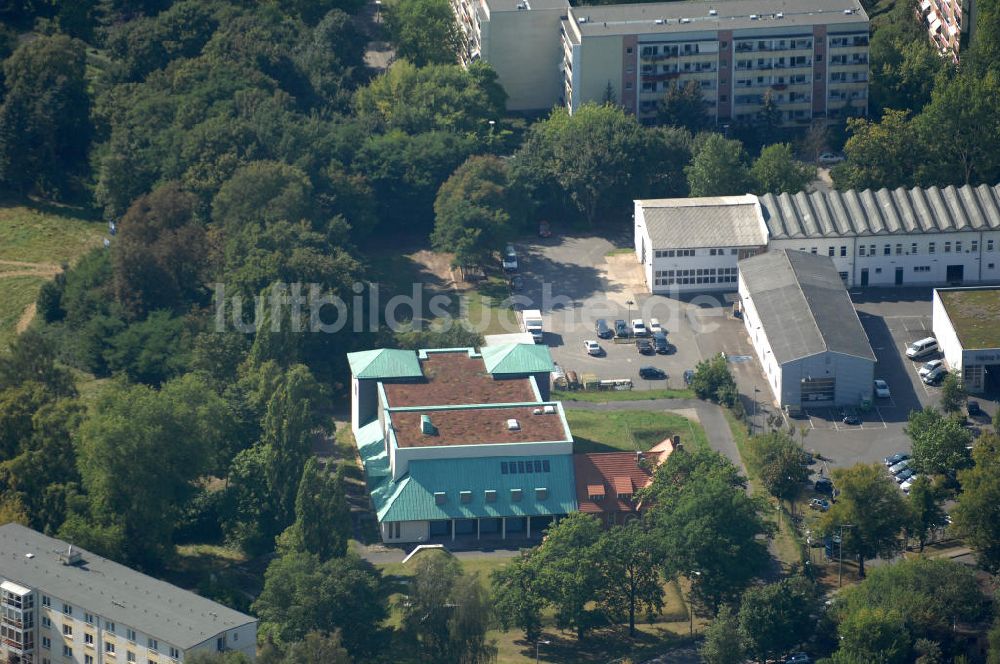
[905,337,939,359]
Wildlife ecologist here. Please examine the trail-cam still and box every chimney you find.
[636,451,644,466]
[59,544,82,566]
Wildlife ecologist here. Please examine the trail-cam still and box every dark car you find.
[639,366,667,380]
[636,338,654,355]
[815,477,834,494]
[683,369,695,385]
[968,400,983,417]
[884,452,910,467]
[652,331,671,354]
[614,319,629,337]
[594,319,613,339]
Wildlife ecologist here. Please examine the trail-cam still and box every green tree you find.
[685,133,752,197]
[0,34,90,196]
[533,512,603,639]
[102,310,192,386]
[279,631,352,664]
[869,23,947,116]
[254,551,386,658]
[819,463,910,578]
[906,475,945,552]
[490,551,544,642]
[0,329,74,396]
[657,81,709,132]
[751,143,813,194]
[596,521,664,636]
[833,607,910,664]
[432,155,517,267]
[70,374,231,569]
[700,604,745,664]
[185,651,253,664]
[689,353,738,406]
[385,0,461,66]
[953,432,1000,572]
[738,576,817,661]
[277,459,351,561]
[833,109,919,191]
[938,373,966,414]
[746,430,811,504]
[905,407,972,475]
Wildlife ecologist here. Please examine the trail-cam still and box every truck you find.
[520,309,543,343]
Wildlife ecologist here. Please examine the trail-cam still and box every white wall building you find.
[636,184,1000,293]
[739,250,876,408]
[932,287,1000,394]
[0,524,256,664]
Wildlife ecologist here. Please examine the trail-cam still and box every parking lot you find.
[516,236,995,470]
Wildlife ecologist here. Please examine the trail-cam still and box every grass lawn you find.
[0,275,45,347]
[0,203,103,264]
[566,409,708,454]
[553,387,695,402]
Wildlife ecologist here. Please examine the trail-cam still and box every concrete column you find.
[502,517,506,540]
[477,518,481,540]
[451,519,455,541]
[526,516,531,538]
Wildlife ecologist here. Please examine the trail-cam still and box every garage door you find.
[801,377,835,402]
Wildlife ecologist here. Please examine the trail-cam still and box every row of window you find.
[500,459,551,474]
[788,238,998,258]
[654,267,738,286]
[654,248,736,258]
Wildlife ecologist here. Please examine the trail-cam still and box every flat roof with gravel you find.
[937,288,1000,349]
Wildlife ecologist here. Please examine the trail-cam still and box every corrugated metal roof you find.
[760,184,1000,239]
[740,250,876,363]
[347,349,423,379]
[481,343,555,375]
[0,525,255,650]
[637,195,767,249]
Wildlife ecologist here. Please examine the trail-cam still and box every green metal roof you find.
[353,423,575,522]
[481,343,555,375]
[347,348,423,379]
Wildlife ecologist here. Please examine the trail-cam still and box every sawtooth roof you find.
[759,184,1000,239]
[739,250,875,364]
[0,524,255,650]
[638,195,767,249]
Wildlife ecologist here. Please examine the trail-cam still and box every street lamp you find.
[838,524,855,587]
[535,639,551,663]
[687,571,702,636]
[626,299,635,331]
[753,385,760,430]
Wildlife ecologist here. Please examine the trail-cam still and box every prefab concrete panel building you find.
[739,250,876,408]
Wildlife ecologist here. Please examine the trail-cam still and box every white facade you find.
[932,287,1000,394]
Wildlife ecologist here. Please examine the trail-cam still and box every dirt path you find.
[0,259,62,334]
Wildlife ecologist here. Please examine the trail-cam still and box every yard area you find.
[566,409,708,454]
[553,387,695,402]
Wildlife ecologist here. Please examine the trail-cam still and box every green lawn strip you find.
[566,409,708,454]
[604,247,634,257]
[0,204,103,264]
[553,387,696,402]
[0,275,45,348]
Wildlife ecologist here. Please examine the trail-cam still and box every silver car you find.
[889,459,910,475]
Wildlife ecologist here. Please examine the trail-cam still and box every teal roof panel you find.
[347,348,423,379]
[481,344,555,375]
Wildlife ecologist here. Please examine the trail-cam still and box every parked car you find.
[906,337,939,359]
[968,400,983,417]
[631,319,648,337]
[636,338,654,355]
[784,654,812,664]
[818,152,843,165]
[919,358,944,377]
[896,468,915,483]
[683,369,695,385]
[583,340,603,356]
[884,452,910,467]
[889,459,910,475]
[639,366,667,380]
[509,275,524,291]
[648,318,663,334]
[502,244,518,272]
[614,319,629,338]
[815,477,834,494]
[900,476,918,493]
[923,365,947,385]
[842,413,862,426]
[594,319,613,339]
[809,498,830,512]
[874,379,891,398]
[653,331,671,354]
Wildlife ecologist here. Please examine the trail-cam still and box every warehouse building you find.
[932,287,1000,394]
[636,184,1000,293]
[348,345,577,544]
[739,250,876,408]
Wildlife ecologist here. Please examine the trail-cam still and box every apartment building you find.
[918,0,968,61]
[452,0,570,111]
[635,184,1000,293]
[561,0,869,125]
[0,524,256,664]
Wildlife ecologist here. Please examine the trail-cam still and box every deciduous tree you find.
[746,430,811,504]
[490,552,544,642]
[938,373,966,414]
[833,607,911,664]
[596,521,664,637]
[657,81,709,133]
[689,353,738,406]
[701,604,745,664]
[533,512,603,639]
[385,0,461,66]
[906,475,945,552]
[738,576,817,661]
[751,143,813,194]
[905,407,972,475]
[277,459,350,561]
[953,432,1000,572]
[833,109,919,191]
[686,134,752,197]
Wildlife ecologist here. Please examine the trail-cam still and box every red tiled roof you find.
[574,452,654,515]
[382,351,536,407]
[391,406,567,448]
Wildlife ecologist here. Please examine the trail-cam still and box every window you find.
[217,637,225,652]
[858,245,866,256]
[883,244,891,256]
[42,616,51,628]
[972,240,979,252]
[956,240,963,252]
[106,643,116,654]
[148,638,158,652]
[170,647,180,659]
[731,248,739,255]
[840,245,847,257]
[536,488,548,500]
[106,623,115,633]
[434,492,446,505]
[63,624,72,636]
[127,629,136,642]
[128,653,136,663]
[990,263,996,269]
[989,239,995,251]
[62,604,72,616]
[485,489,497,503]
[42,636,51,649]
[911,242,917,254]
[459,490,472,504]
[63,646,73,658]
[895,244,902,255]
[41,595,50,607]
[85,613,94,625]
[913,266,931,272]
[542,459,550,472]
[500,461,508,474]
[85,633,94,646]
[810,247,817,254]
[626,47,633,54]
[510,488,523,502]
[945,241,952,253]
[929,242,935,254]
[517,461,525,473]
[85,656,93,664]
[869,244,875,256]
[839,272,849,282]
[828,246,835,257]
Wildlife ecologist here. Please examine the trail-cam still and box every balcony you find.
[641,72,680,82]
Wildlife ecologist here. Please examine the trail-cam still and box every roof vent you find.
[506,418,521,431]
[776,11,784,18]
[434,491,447,505]
[708,8,718,15]
[843,8,853,13]
[749,13,758,19]
[680,17,691,23]
[577,16,587,23]
[59,545,82,567]
[24,553,34,559]
[421,415,438,436]
[543,405,557,414]
[533,408,543,415]
[655,18,666,24]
